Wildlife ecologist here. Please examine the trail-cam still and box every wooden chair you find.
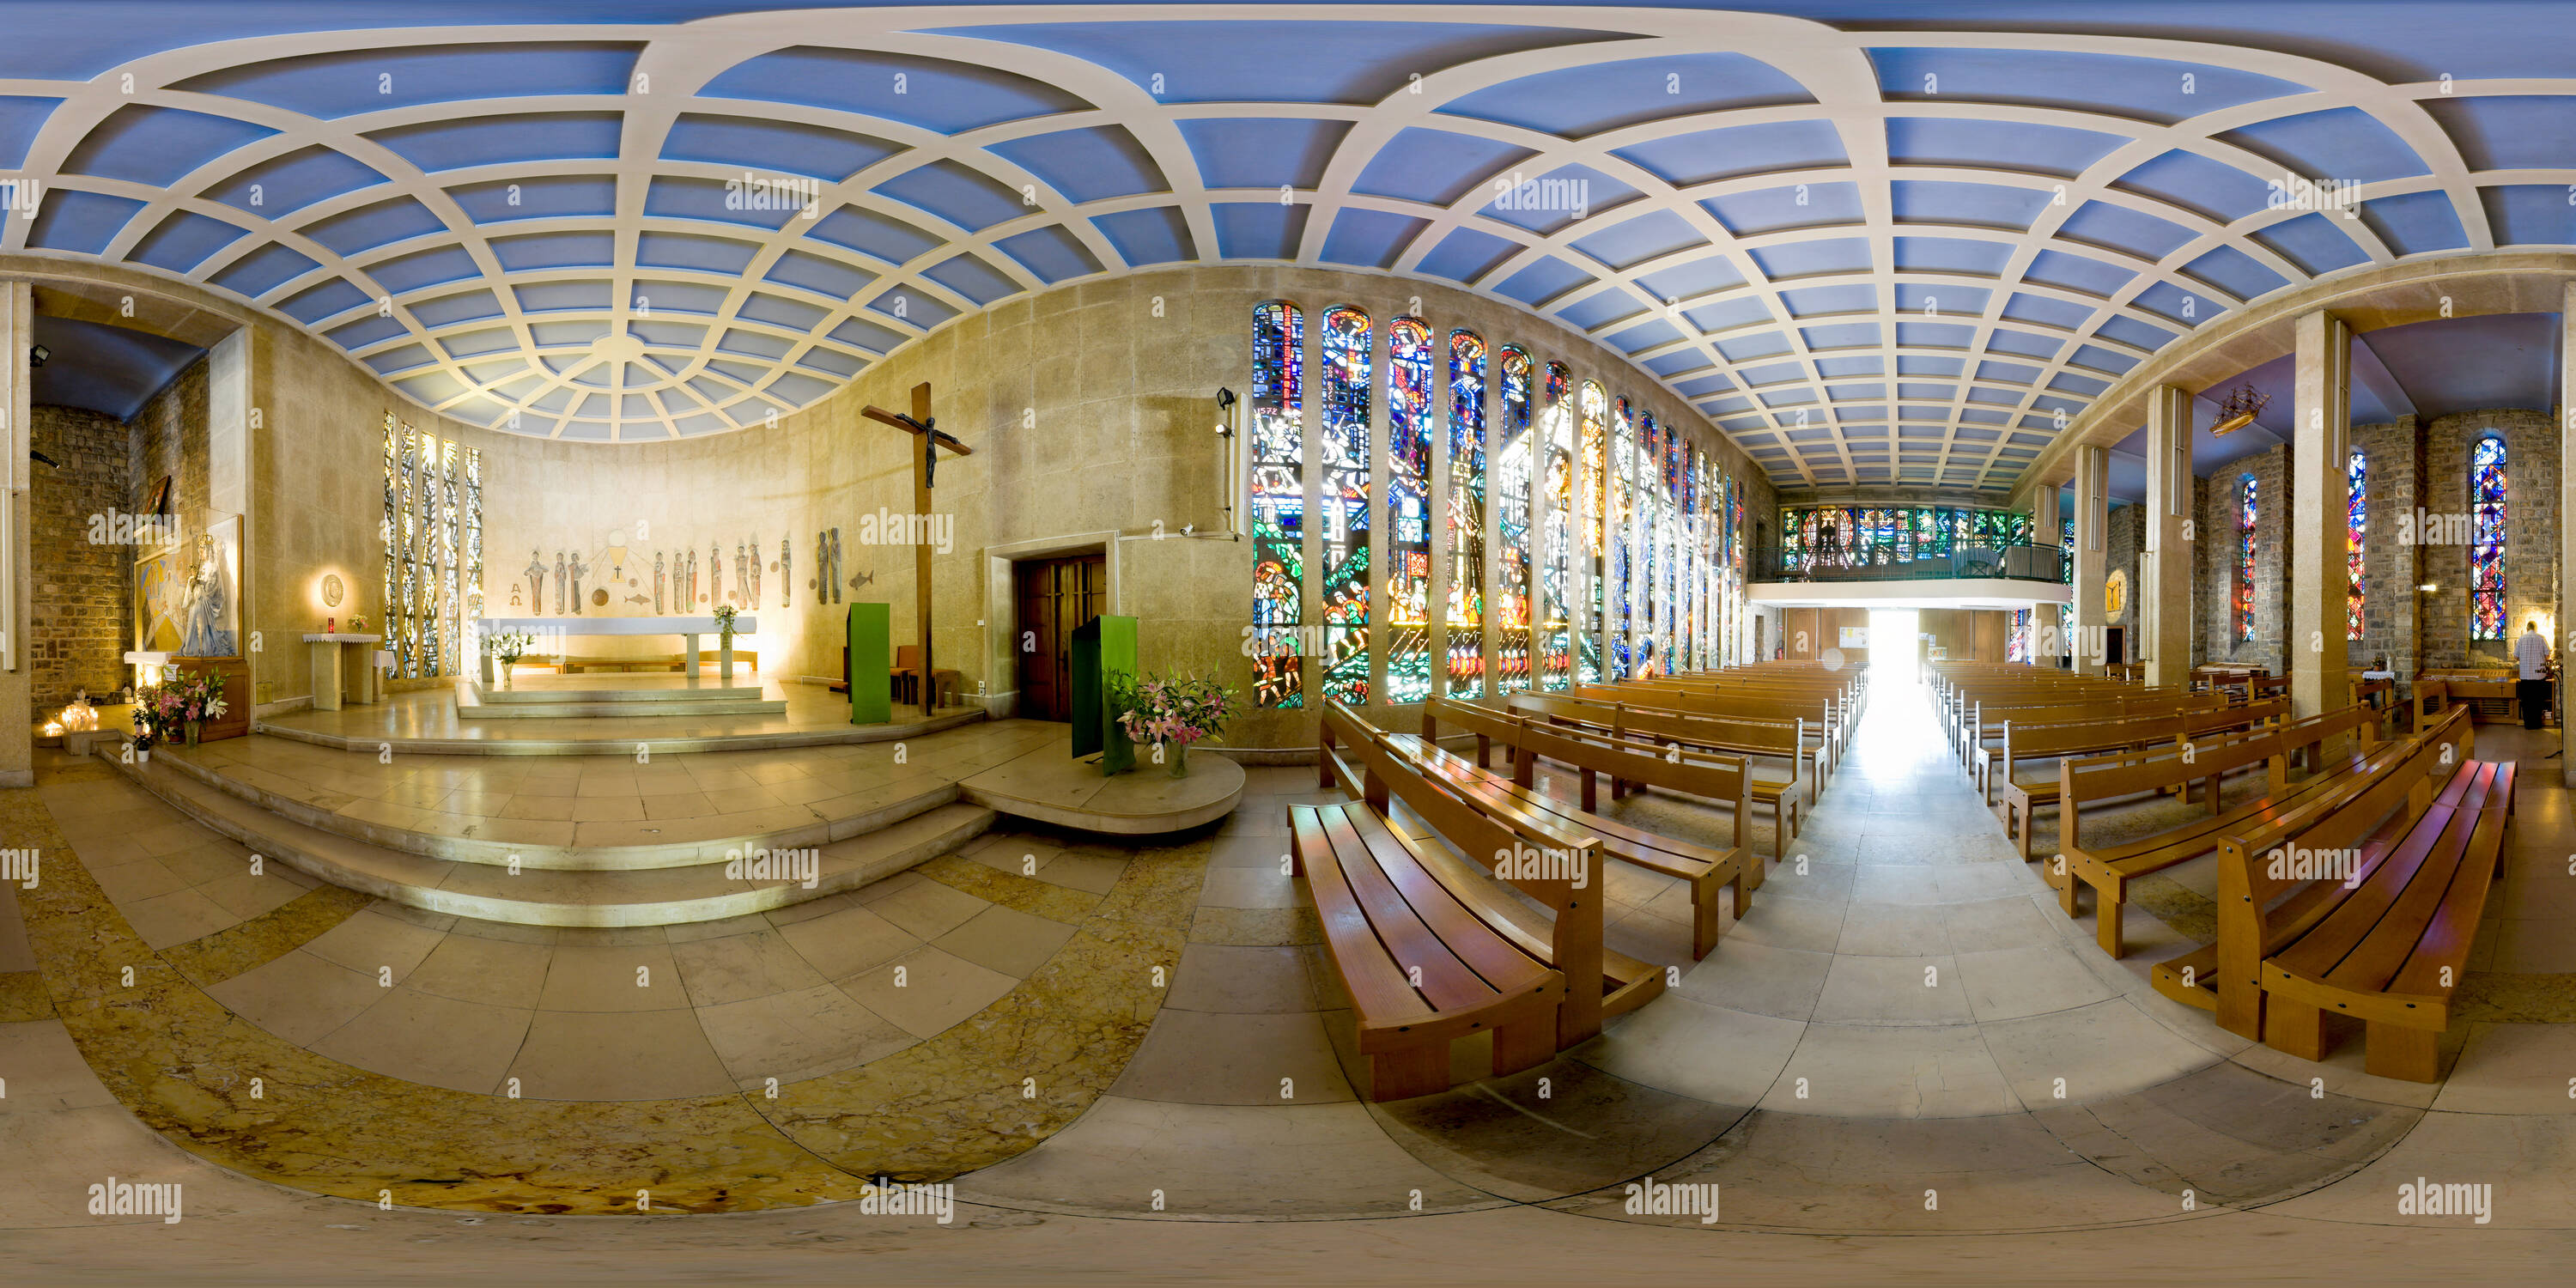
[891,644,923,706]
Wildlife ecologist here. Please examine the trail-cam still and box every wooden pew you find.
[2149,707,2513,1081]
[2055,704,2381,956]
[1315,702,1659,1053]
[1510,692,1808,860]
[1991,699,2287,850]
[1418,696,1749,956]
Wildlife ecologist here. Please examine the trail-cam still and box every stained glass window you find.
[382,420,482,680]
[1580,380,1607,683]
[2234,474,2257,644]
[1319,304,1373,704]
[1249,301,1305,708]
[2471,435,2507,641]
[1496,345,1534,693]
[1383,318,1435,704]
[1446,330,1487,698]
[1543,361,1574,690]
[1611,397,1633,680]
[2346,448,2366,644]
[2008,609,2032,662]
[1778,504,2036,571]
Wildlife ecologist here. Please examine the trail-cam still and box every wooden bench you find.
[2055,703,2382,957]
[1959,690,2218,783]
[1992,699,2287,851]
[1510,692,1807,860]
[2148,706,2512,1081]
[1315,702,1661,1054]
[1418,696,1750,957]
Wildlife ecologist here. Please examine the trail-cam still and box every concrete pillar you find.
[2142,385,2196,689]
[2562,283,2576,781]
[0,280,28,785]
[2291,311,2353,721]
[2073,444,2109,674]
[2033,480,2063,664]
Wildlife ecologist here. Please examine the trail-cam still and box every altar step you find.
[107,750,996,927]
[458,681,787,720]
[143,736,963,871]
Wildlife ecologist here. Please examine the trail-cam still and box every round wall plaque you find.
[321,574,344,607]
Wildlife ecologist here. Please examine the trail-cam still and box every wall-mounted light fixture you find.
[1212,387,1237,437]
[2416,582,2438,592]
[27,343,47,368]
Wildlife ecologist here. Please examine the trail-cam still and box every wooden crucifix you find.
[861,382,974,718]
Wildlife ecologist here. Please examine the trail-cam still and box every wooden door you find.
[1014,554,1106,721]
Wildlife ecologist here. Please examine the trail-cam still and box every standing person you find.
[2515,618,2553,729]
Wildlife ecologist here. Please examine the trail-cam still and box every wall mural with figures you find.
[508,524,796,618]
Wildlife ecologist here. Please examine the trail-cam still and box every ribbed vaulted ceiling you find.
[4,3,2573,496]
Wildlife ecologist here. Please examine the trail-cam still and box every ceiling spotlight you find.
[2208,382,2269,435]
[1213,387,1237,437]
[28,343,47,368]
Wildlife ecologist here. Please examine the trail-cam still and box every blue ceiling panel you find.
[2178,243,2289,301]
[1352,128,1533,205]
[1781,283,1875,317]
[1890,179,2050,230]
[204,146,388,218]
[367,112,623,172]
[1867,47,2305,124]
[701,47,1086,132]
[1633,255,1747,302]
[1442,51,1809,136]
[206,242,319,299]
[300,197,446,256]
[1571,209,1705,271]
[0,96,59,170]
[1614,118,1847,186]
[2057,199,2194,261]
[2095,313,2178,353]
[1209,202,1308,260]
[993,225,1103,283]
[489,230,614,271]
[276,276,369,325]
[2250,210,2370,276]
[2113,149,2273,224]
[1556,289,1645,331]
[127,210,248,275]
[2022,246,2138,298]
[1885,117,2127,177]
[1492,255,1590,305]
[1681,296,1775,334]
[921,252,1024,306]
[985,125,1170,204]
[1895,321,1974,349]
[2357,190,2470,256]
[2069,343,2141,375]
[327,313,410,352]
[944,21,1625,106]
[1607,318,1685,355]
[1702,181,1863,236]
[1897,282,1991,316]
[1893,236,2012,276]
[26,189,146,254]
[1090,207,1197,266]
[1814,355,1882,379]
[1477,164,1641,236]
[734,293,830,332]
[1178,118,1352,191]
[805,206,945,267]
[1414,227,1522,283]
[2220,106,2430,185]
[829,316,910,355]
[61,105,276,187]
[2425,95,2576,172]
[1750,237,1870,280]
[764,248,877,301]
[2480,185,2576,246]
[518,281,609,313]
[1716,331,1793,362]
[368,244,482,295]
[447,174,617,223]
[1898,355,1965,377]
[1319,208,1430,270]
[873,160,1028,234]
[1801,322,1880,349]
[1643,350,1711,377]
[645,176,805,231]
[659,113,897,183]
[408,289,504,327]
[629,280,729,315]
[866,285,957,330]
[177,43,639,119]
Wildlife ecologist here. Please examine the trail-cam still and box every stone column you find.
[2142,385,2196,688]
[2291,311,2353,721]
[0,280,30,784]
[2033,479,2063,663]
[2073,444,2109,674]
[2562,282,2576,781]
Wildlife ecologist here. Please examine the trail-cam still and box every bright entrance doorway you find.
[1868,609,1921,689]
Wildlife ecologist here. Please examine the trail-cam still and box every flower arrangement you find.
[483,629,536,665]
[133,668,227,749]
[349,614,369,632]
[713,604,739,637]
[1111,672,1238,775]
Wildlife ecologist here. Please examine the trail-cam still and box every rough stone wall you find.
[2419,409,2559,669]
[2350,417,2421,676]
[2199,443,2289,675]
[28,404,131,710]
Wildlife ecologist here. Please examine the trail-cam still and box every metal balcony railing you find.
[1753,542,2071,585]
